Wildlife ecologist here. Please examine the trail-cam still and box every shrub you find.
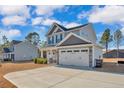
[33,58,47,64]
[33,58,37,64]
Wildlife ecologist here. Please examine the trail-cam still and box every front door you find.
[43,51,47,58]
[11,54,15,61]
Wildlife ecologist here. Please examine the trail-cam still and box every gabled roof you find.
[67,24,89,31]
[11,40,22,45]
[103,49,124,58]
[55,22,89,31]
[56,33,92,47]
[55,23,67,31]
[46,22,89,36]
[47,23,65,36]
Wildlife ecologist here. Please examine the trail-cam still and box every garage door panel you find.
[59,48,89,67]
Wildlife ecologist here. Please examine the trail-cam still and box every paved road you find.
[4,66,124,88]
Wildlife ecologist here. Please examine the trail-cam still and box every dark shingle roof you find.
[54,22,89,31]
[47,22,89,36]
[11,40,22,45]
[103,49,124,58]
[3,48,11,53]
[54,23,67,31]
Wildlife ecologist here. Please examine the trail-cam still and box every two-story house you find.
[41,23,103,67]
[2,40,39,61]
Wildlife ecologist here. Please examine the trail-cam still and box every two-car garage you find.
[59,48,90,67]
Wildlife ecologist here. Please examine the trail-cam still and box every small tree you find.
[114,29,123,58]
[2,35,10,48]
[40,41,46,48]
[25,32,40,46]
[100,28,113,53]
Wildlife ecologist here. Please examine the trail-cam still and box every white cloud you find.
[35,5,64,16]
[77,11,90,19]
[121,27,124,36]
[64,22,81,28]
[32,17,43,25]
[7,29,21,37]
[2,15,26,26]
[42,18,61,26]
[88,6,124,24]
[0,29,21,40]
[0,5,30,18]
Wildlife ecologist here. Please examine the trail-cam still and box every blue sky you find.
[0,5,124,49]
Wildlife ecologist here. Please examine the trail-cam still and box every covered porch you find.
[2,53,15,61]
[40,47,58,64]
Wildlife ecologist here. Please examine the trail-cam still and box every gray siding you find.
[60,35,91,46]
[14,42,38,61]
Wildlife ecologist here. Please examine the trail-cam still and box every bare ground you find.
[95,62,124,74]
[0,62,48,88]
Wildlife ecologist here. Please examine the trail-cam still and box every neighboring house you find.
[2,40,39,61]
[40,23,103,67]
[103,49,124,58]
[103,49,124,63]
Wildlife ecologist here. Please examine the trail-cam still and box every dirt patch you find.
[0,62,48,88]
[95,62,124,74]
[103,58,124,63]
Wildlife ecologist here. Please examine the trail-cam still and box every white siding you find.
[93,46,103,67]
[14,41,38,61]
[59,47,89,67]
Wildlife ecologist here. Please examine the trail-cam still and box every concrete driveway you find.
[4,66,124,88]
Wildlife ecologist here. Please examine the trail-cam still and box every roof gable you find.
[47,23,90,36]
[57,33,91,47]
[47,25,57,35]
[11,40,22,45]
[47,23,65,36]
[67,23,89,31]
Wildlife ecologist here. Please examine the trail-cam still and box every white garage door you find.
[59,48,89,67]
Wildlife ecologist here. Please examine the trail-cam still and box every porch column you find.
[40,50,43,58]
[47,50,52,64]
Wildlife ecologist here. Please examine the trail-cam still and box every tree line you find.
[100,28,124,57]
[0,32,46,51]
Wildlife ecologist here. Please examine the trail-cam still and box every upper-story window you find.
[52,36,54,44]
[48,37,51,44]
[60,34,63,41]
[48,36,55,45]
[56,35,58,43]
[48,33,64,45]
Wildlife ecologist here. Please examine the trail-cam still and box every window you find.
[56,35,58,43]
[48,37,50,44]
[60,34,63,41]
[81,50,88,52]
[52,36,54,44]
[61,51,66,53]
[74,50,80,52]
[67,50,72,52]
